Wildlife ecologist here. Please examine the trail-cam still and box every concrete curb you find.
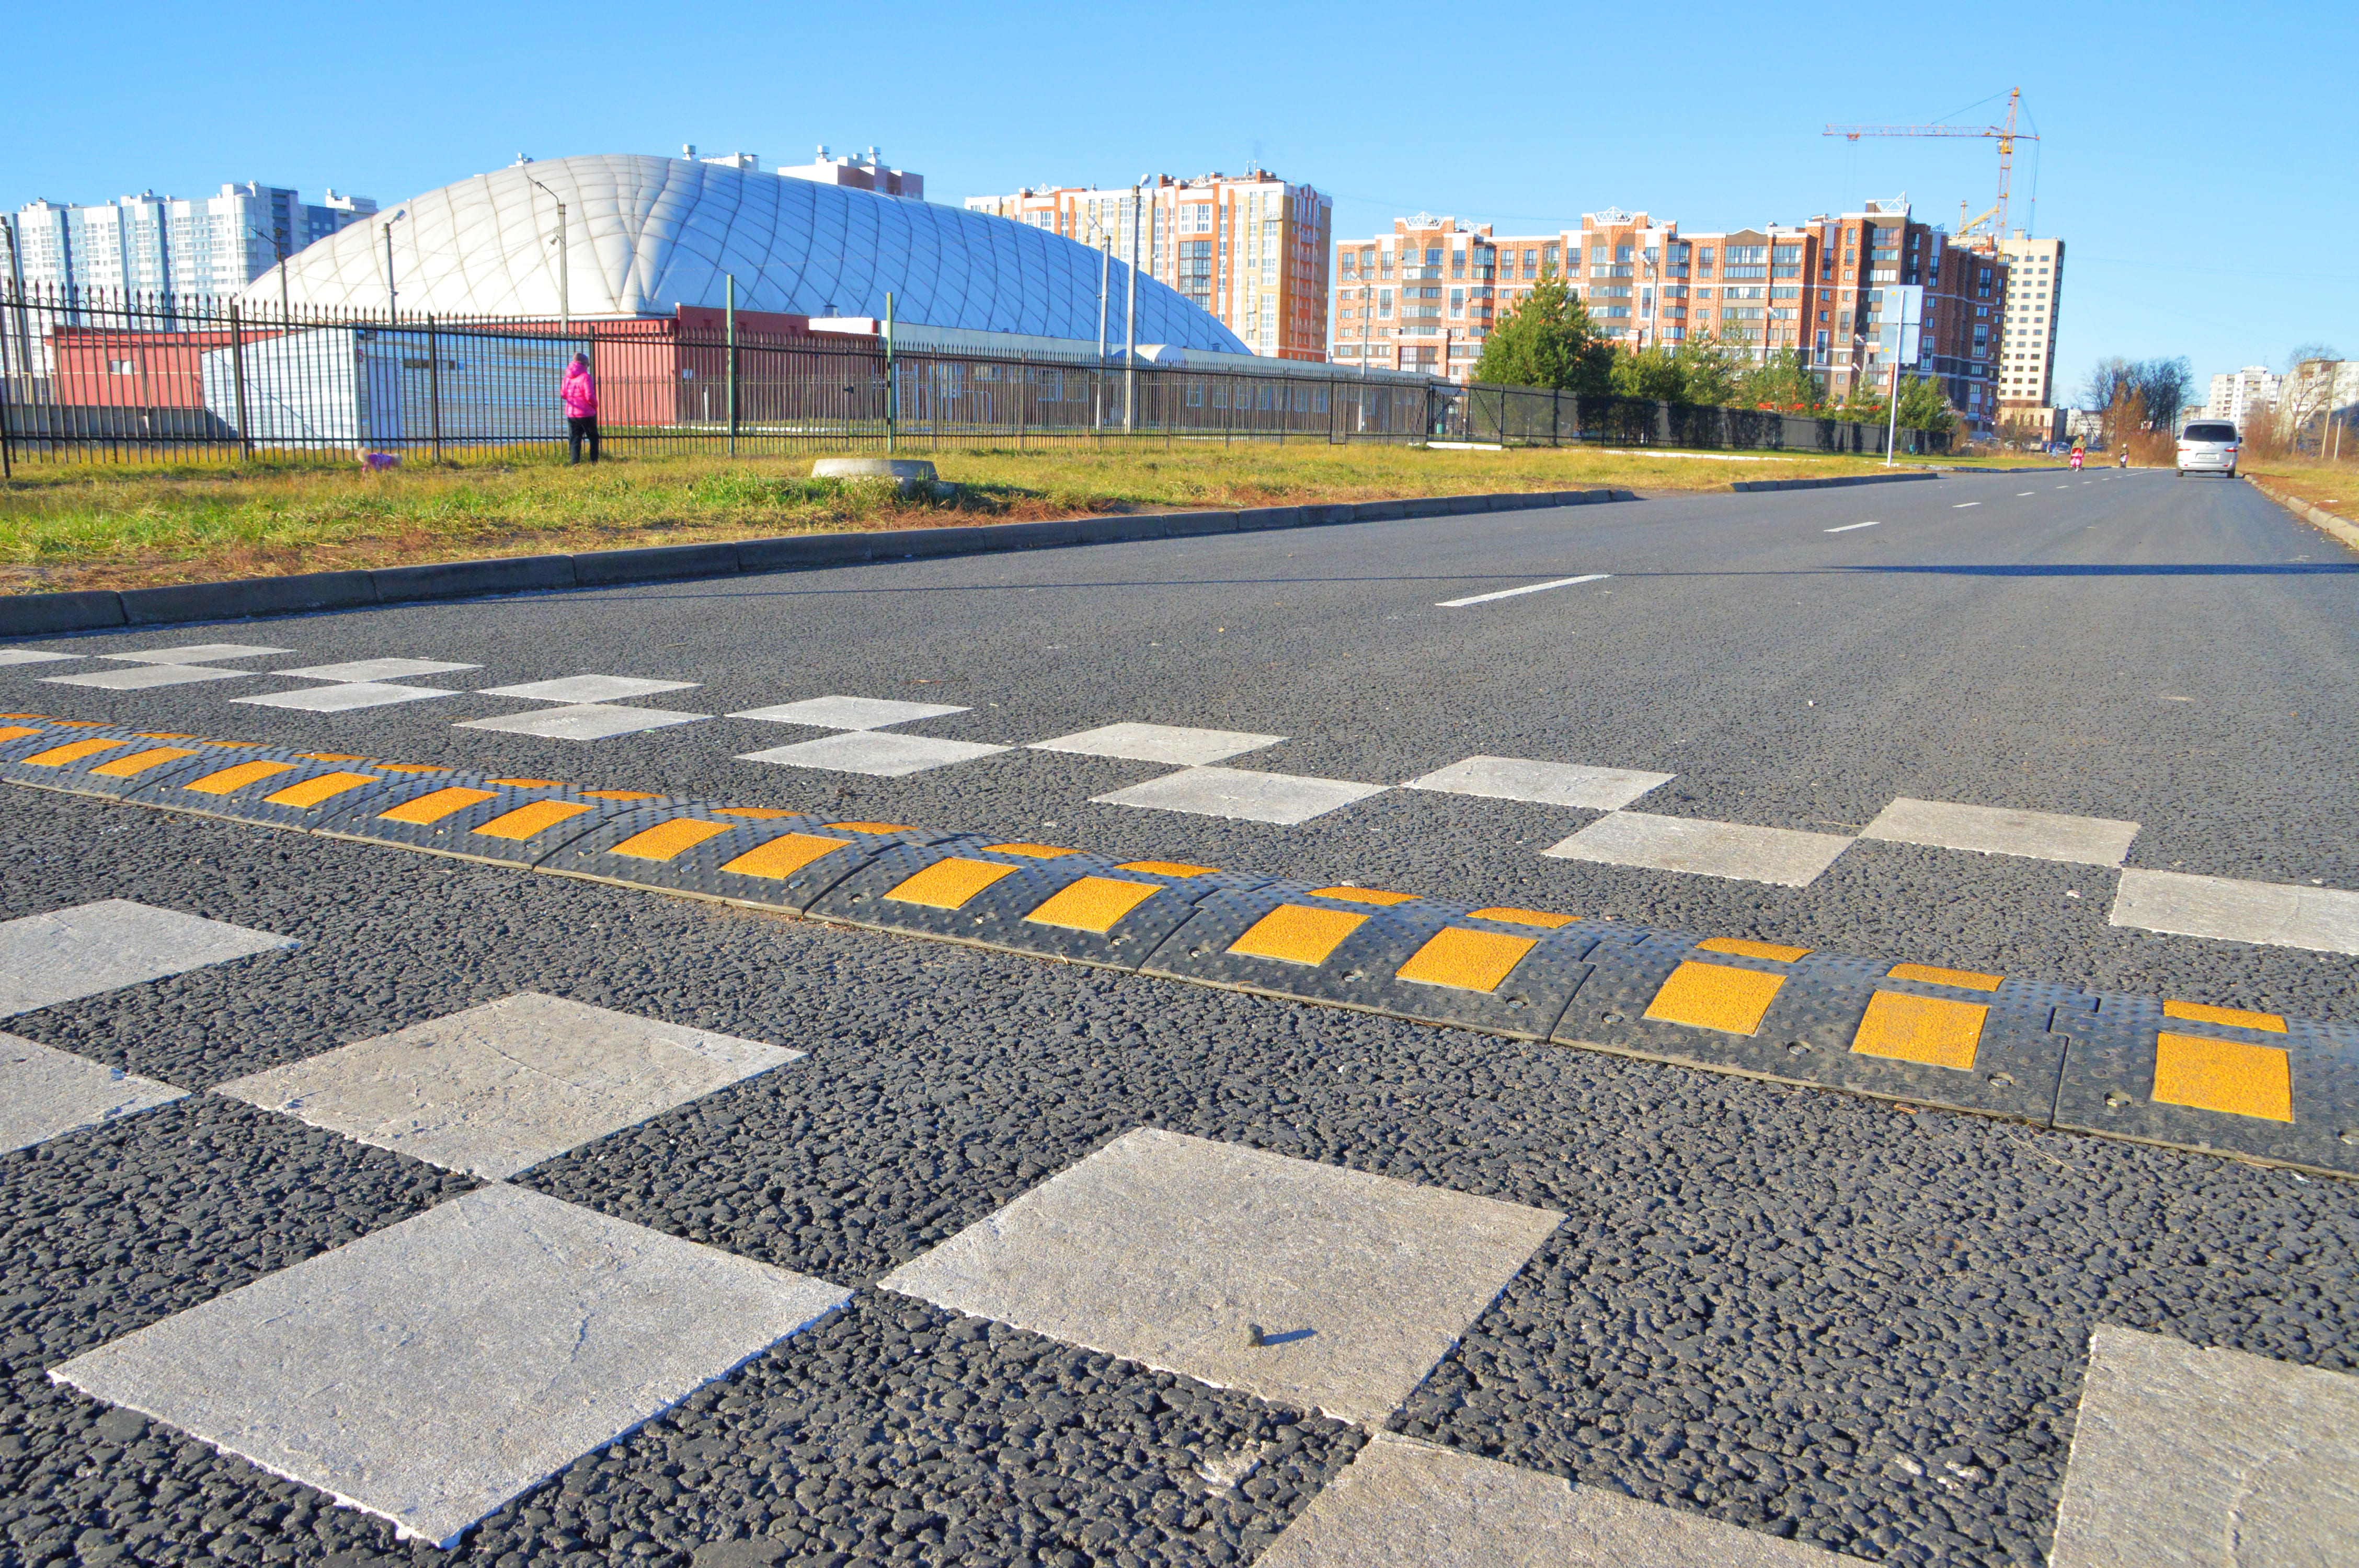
[2247,477,2359,555]
[0,487,1636,638]
[1729,472,1941,493]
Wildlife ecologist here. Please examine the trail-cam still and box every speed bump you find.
[314,775,663,867]
[1140,884,1598,1038]
[535,811,955,913]
[2053,995,2359,1174]
[127,751,410,831]
[808,841,1261,967]
[0,725,272,799]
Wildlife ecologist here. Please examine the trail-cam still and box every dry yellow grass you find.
[1,439,2042,594]
[2244,454,2358,525]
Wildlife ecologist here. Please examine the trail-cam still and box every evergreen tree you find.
[1894,375,1957,435]
[1740,347,1825,414]
[1671,329,1748,406]
[1610,343,1685,401]
[1472,270,1612,393]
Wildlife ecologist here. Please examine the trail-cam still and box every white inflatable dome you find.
[247,152,1247,352]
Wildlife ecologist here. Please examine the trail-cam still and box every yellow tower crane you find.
[1825,88,2036,248]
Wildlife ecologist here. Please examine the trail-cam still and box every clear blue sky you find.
[6,0,2349,404]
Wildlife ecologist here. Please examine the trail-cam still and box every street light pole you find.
[381,209,407,322]
[526,176,569,335]
[249,225,290,318]
[1124,181,1141,435]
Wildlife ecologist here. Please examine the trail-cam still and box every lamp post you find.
[525,176,569,335]
[381,209,407,321]
[248,225,290,318]
[1123,180,1142,435]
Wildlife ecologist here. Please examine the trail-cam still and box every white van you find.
[2177,420,2240,478]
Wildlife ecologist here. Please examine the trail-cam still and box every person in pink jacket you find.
[560,352,600,464]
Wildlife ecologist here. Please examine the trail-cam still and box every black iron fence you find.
[0,286,1946,468]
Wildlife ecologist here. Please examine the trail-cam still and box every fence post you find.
[228,301,251,462]
[884,291,897,455]
[726,273,739,458]
[0,362,10,478]
[427,314,443,464]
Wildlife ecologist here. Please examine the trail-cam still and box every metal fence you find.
[0,286,1946,468]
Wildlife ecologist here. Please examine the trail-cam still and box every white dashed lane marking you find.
[1825,521,1881,533]
[1954,502,1982,509]
[1437,573,1609,608]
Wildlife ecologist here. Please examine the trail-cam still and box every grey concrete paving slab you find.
[1544,811,1853,886]
[736,731,1010,776]
[879,1127,1562,1424]
[99,643,292,664]
[2049,1325,2359,1567]
[51,1183,851,1550]
[0,898,296,1017]
[456,702,712,740]
[1257,1433,1871,1567]
[271,659,482,683]
[1032,721,1287,766]
[0,1032,185,1152]
[43,663,257,690]
[477,675,701,703]
[1861,797,2139,866]
[234,681,461,712]
[2111,868,2359,955]
[1092,765,1391,825]
[727,695,969,729]
[215,992,802,1179]
[1405,755,1674,810]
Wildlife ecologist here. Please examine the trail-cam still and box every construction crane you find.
[1825,88,2036,246]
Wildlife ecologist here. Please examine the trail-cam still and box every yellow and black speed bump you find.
[312,774,672,868]
[124,750,414,831]
[807,842,1267,967]
[1137,883,1600,1038]
[0,725,276,799]
[2052,995,2359,1175]
[536,809,966,914]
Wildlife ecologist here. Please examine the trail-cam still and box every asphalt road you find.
[4,467,2356,1567]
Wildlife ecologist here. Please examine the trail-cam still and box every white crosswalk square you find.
[0,1034,185,1154]
[457,704,709,740]
[738,731,1010,777]
[236,682,460,713]
[2110,869,2359,955]
[0,648,81,666]
[1861,797,2139,866]
[100,643,291,664]
[1258,1433,1869,1568]
[1544,811,1852,886]
[477,675,700,704]
[1030,722,1285,767]
[729,695,970,729]
[217,993,801,1180]
[2050,1326,2359,1567]
[43,664,256,691]
[1405,755,1674,811]
[0,900,296,1018]
[881,1128,1562,1425]
[52,1184,850,1550]
[1092,766,1389,825]
[271,659,482,683]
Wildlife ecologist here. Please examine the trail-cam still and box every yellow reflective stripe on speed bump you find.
[1310,886,1417,906]
[184,760,299,794]
[1645,961,1785,1035]
[0,725,42,744]
[829,821,912,834]
[1119,859,1216,878]
[886,858,1018,909]
[1469,906,1578,929]
[1024,877,1163,932]
[987,843,1077,859]
[1852,991,1988,1070]
[23,739,133,767]
[1230,905,1367,965]
[1397,928,1537,993]
[1698,937,1814,962]
[1888,962,2003,992]
[610,818,732,861]
[719,833,851,880]
[89,747,199,778]
[379,787,499,824]
[473,800,593,841]
[2162,999,2286,1033]
[262,771,384,809]
[2153,1032,2293,1121]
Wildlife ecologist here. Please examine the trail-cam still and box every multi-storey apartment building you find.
[4,183,376,304]
[1995,234,2065,409]
[774,145,923,200]
[2206,366,2281,430]
[966,170,1331,359]
[1331,215,1569,379]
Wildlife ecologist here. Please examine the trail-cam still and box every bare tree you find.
[2131,357,2195,436]
[2276,349,2345,453]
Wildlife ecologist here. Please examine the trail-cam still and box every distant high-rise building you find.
[966,170,1331,360]
[776,145,922,201]
[1995,233,2065,409]
[3,183,375,304]
[2207,365,2282,430]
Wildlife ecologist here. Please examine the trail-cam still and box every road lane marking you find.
[1825,521,1881,533]
[2019,491,2035,496]
[1437,573,1609,607]
[1954,502,1982,508]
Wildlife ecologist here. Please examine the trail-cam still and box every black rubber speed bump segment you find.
[125,751,415,831]
[1138,885,1598,1038]
[537,809,962,914]
[807,843,1265,967]
[0,725,278,799]
[2053,994,2359,1176]
[313,775,666,867]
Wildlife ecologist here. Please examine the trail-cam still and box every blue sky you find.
[6,0,2350,403]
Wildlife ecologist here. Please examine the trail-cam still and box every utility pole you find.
[526,176,569,335]
[1124,181,1141,435]
[382,211,406,321]
[249,225,290,317]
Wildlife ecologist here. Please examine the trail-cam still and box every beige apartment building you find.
[966,171,1332,360]
[1995,233,2065,410]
